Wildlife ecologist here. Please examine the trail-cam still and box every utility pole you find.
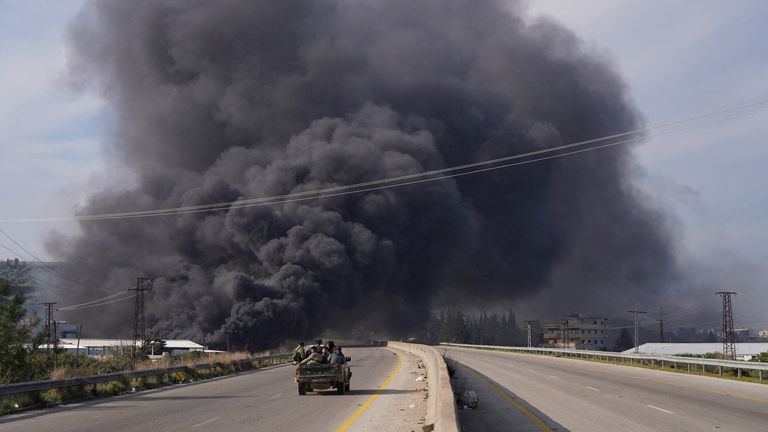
[657,307,665,343]
[129,277,153,367]
[73,322,83,368]
[628,304,646,354]
[524,320,535,348]
[560,318,570,349]
[716,292,737,360]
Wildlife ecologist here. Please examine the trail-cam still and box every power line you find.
[58,291,132,310]
[0,227,137,308]
[59,294,136,311]
[0,225,88,287]
[2,99,767,224]
[0,239,63,292]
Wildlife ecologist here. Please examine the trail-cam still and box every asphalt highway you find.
[1,347,414,432]
[445,346,768,431]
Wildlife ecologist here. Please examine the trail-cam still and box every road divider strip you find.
[335,352,403,432]
[460,364,552,432]
[388,341,460,432]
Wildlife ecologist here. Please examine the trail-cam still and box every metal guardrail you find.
[0,353,291,397]
[441,343,768,381]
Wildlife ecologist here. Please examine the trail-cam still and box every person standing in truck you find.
[329,346,345,364]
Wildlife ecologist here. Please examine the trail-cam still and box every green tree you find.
[144,338,167,356]
[0,279,41,382]
[750,352,768,363]
[613,328,634,352]
[439,310,470,343]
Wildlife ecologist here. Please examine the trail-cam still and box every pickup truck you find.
[295,361,351,395]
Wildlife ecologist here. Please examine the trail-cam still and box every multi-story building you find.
[543,315,607,350]
[759,329,768,339]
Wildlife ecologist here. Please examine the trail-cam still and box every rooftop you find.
[55,338,204,350]
[622,343,768,356]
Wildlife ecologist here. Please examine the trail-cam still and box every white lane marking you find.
[548,375,560,380]
[647,405,674,414]
[192,417,220,428]
[584,386,600,392]
[270,393,282,399]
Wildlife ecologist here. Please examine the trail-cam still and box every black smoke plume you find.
[52,0,675,348]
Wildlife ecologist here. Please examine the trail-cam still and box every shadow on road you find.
[308,389,418,396]
[347,388,418,395]
[453,363,568,432]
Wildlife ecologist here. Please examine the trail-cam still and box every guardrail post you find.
[661,360,664,368]
[759,371,763,382]
[687,364,691,373]
[718,366,722,376]
[737,368,741,378]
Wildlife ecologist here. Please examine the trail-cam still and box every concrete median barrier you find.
[388,341,459,432]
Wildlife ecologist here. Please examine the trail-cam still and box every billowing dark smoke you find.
[52,0,676,348]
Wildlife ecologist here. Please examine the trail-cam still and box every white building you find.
[622,343,768,361]
[49,338,205,357]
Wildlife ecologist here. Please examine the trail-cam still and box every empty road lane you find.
[445,346,768,431]
[1,347,423,432]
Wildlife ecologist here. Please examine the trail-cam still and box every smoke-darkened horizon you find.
[49,0,677,349]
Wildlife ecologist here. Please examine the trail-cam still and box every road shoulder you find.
[343,348,428,432]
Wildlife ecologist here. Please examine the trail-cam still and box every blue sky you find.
[0,1,766,324]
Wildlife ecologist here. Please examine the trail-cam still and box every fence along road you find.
[1,347,417,432]
[443,345,768,431]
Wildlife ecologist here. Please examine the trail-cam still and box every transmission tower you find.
[716,292,737,360]
[38,302,57,364]
[129,277,153,366]
[657,307,665,343]
[628,304,646,354]
[39,302,57,344]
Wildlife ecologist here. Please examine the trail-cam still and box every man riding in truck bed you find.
[293,341,306,363]
[299,345,326,365]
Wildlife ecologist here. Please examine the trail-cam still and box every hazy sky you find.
[0,1,766,324]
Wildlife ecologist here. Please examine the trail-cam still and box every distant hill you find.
[0,258,33,288]
[0,259,63,295]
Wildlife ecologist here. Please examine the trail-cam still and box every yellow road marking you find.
[335,351,403,432]
[461,364,552,432]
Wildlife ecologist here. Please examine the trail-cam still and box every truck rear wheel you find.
[336,384,345,395]
[298,382,306,395]
[345,382,350,392]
